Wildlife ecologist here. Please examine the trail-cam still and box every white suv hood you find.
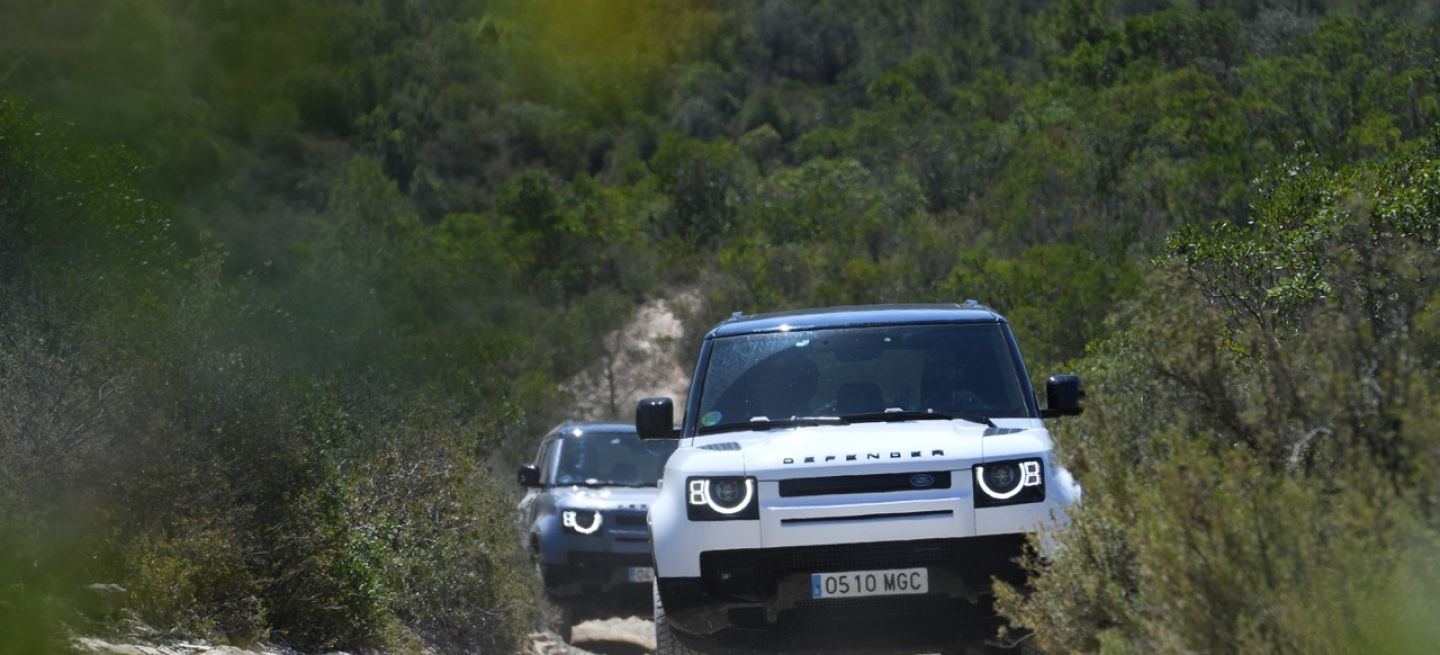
[686,420,1054,480]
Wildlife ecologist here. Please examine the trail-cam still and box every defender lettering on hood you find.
[781,449,945,465]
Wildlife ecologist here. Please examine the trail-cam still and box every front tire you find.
[654,581,705,655]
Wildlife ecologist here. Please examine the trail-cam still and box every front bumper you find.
[539,511,655,609]
[543,551,654,601]
[651,462,1079,579]
[657,534,1028,650]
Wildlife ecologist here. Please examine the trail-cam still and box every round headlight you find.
[982,463,1021,493]
[710,479,747,507]
[689,477,755,515]
[975,459,1044,502]
[561,509,603,535]
[685,477,759,520]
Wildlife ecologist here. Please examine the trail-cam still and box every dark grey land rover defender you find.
[517,422,677,641]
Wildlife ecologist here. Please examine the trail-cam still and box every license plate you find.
[811,568,928,599]
[627,566,655,583]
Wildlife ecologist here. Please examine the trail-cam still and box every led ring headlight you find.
[974,459,1045,506]
[689,478,754,514]
[686,477,759,520]
[561,510,603,535]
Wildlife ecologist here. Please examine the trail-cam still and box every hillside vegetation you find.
[1,1,1438,653]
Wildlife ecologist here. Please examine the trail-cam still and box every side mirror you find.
[517,464,541,488]
[636,397,679,440]
[1040,374,1084,418]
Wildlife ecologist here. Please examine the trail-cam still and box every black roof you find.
[707,302,1004,338]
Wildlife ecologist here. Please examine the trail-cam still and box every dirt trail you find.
[537,293,691,655]
[562,292,697,421]
[529,617,654,654]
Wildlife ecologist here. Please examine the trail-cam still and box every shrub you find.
[999,141,1440,653]
[125,524,266,642]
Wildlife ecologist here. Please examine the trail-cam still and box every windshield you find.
[695,324,1030,434]
[553,433,677,486]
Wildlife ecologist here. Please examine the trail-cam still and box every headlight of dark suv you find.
[561,509,604,535]
[686,476,758,520]
[973,458,1045,507]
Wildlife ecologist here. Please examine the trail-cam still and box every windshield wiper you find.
[840,409,995,428]
[698,416,847,435]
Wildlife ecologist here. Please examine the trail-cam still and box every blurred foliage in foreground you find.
[2,0,1440,652]
[0,97,537,652]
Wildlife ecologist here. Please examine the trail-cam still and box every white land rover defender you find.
[635,303,1083,654]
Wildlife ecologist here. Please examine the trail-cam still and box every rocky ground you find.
[71,637,327,655]
[72,617,656,655]
[528,617,655,655]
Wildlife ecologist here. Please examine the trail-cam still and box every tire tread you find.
[654,581,705,655]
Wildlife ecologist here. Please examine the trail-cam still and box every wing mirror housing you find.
[636,397,680,440]
[1040,374,1084,418]
[516,464,541,488]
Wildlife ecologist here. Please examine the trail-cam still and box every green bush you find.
[125,524,266,642]
[0,97,546,652]
[999,141,1440,653]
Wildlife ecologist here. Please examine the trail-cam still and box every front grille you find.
[613,513,648,528]
[780,509,952,525]
[700,536,1027,599]
[779,471,952,497]
[568,552,652,579]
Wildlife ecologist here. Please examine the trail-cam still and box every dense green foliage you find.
[998,142,1440,653]
[2,0,1438,653]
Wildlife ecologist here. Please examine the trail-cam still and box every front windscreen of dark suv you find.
[553,433,676,487]
[695,323,1031,434]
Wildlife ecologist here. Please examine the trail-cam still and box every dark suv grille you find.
[778,471,952,497]
[568,551,653,579]
[613,513,648,528]
[700,536,1027,600]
